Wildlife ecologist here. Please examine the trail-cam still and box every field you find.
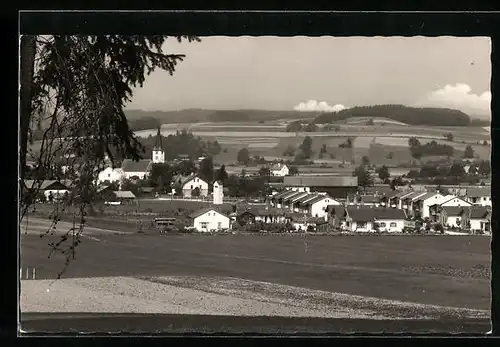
[20,218,491,333]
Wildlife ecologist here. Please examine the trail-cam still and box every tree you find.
[376,165,390,182]
[408,137,421,149]
[283,145,296,157]
[215,164,229,182]
[237,148,250,165]
[19,35,200,275]
[320,144,327,155]
[258,167,271,177]
[361,156,370,167]
[150,163,172,191]
[464,145,475,159]
[198,156,214,183]
[299,136,313,158]
[366,118,375,126]
[479,160,491,176]
[191,187,201,197]
[353,165,374,190]
[444,132,454,141]
[386,152,394,159]
[449,162,465,177]
[289,166,299,176]
[286,121,302,133]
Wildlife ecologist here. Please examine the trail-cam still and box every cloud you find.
[293,100,346,112]
[415,83,491,117]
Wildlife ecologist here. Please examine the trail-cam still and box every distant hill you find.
[312,105,471,126]
[124,108,318,126]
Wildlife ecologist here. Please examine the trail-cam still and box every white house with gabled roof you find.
[189,207,231,232]
[270,163,290,177]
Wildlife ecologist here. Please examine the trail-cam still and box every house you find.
[280,191,310,210]
[171,174,209,197]
[270,163,290,177]
[347,194,382,207]
[465,187,491,207]
[326,205,348,229]
[121,159,152,180]
[411,192,449,219]
[23,179,72,201]
[236,207,289,225]
[97,167,125,185]
[295,194,341,220]
[440,196,472,208]
[289,215,328,232]
[468,207,491,234]
[437,206,471,229]
[283,175,358,198]
[400,191,427,217]
[343,207,407,233]
[388,190,415,209]
[189,207,231,232]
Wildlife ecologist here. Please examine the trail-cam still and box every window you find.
[379,222,386,227]
[217,222,222,229]
[358,222,367,228]
[390,222,397,228]
[200,222,208,229]
[191,185,193,189]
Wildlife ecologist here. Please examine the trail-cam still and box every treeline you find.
[285,121,318,132]
[207,110,318,122]
[128,116,161,131]
[140,129,221,161]
[409,138,454,159]
[312,105,471,126]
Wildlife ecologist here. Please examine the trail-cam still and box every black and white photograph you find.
[19,28,492,334]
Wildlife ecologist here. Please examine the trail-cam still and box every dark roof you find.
[441,206,470,217]
[296,194,323,206]
[121,159,152,173]
[359,195,381,204]
[281,191,309,203]
[284,175,358,187]
[346,207,407,222]
[153,127,163,150]
[327,205,347,217]
[466,187,491,197]
[469,207,491,219]
[189,207,230,219]
[279,190,303,201]
[24,180,71,190]
[237,207,288,217]
[271,190,292,200]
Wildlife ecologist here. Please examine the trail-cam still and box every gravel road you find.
[20,276,490,321]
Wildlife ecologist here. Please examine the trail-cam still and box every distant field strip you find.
[20,276,489,320]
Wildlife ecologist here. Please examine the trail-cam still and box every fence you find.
[20,267,36,280]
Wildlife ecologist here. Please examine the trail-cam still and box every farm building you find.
[343,207,407,233]
[97,167,125,185]
[189,207,231,232]
[112,191,136,203]
[283,175,358,198]
[465,187,491,207]
[269,163,290,177]
[23,179,72,201]
[171,174,209,197]
[121,159,152,180]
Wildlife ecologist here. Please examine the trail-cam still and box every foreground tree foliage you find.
[20,35,200,277]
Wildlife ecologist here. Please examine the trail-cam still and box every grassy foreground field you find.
[21,218,491,310]
[20,218,491,333]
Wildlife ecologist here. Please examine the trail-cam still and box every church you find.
[98,127,165,184]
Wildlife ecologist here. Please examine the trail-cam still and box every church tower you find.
[213,181,224,205]
[152,126,165,164]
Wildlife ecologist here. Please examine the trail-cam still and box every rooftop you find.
[346,207,407,222]
[121,159,152,173]
[284,175,358,187]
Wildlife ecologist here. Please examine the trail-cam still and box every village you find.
[22,128,492,236]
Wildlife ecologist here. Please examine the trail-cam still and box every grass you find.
[21,228,491,311]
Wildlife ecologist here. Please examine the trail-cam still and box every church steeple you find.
[153,126,163,150]
[152,126,165,164]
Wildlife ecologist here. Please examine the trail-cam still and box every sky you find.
[127,36,491,118]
